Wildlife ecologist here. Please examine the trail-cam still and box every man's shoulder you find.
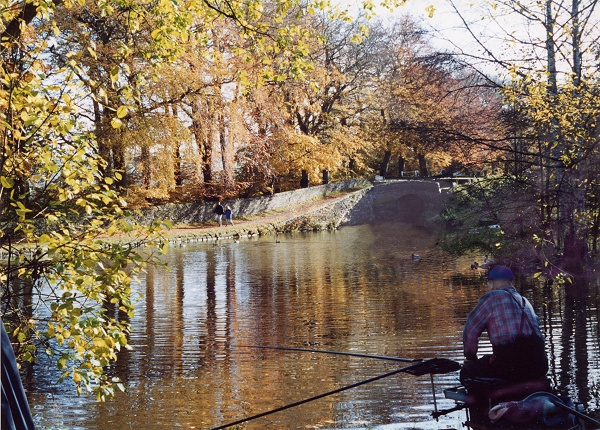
[480,289,512,300]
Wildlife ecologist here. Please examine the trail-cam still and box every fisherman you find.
[461,265,548,387]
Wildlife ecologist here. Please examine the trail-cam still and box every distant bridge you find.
[342,179,454,227]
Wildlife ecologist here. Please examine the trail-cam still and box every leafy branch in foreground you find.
[2,0,366,400]
[0,43,170,400]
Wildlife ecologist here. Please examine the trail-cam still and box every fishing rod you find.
[237,345,419,363]
[553,401,600,427]
[209,365,412,430]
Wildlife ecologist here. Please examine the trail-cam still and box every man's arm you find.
[463,295,491,360]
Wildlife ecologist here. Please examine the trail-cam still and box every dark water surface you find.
[26,223,600,429]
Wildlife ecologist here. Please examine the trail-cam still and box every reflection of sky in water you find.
[26,224,600,429]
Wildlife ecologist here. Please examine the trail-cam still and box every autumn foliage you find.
[2,0,600,400]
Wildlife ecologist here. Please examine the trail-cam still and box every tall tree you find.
[275,14,378,185]
[362,17,501,178]
[0,0,352,400]
[445,0,600,270]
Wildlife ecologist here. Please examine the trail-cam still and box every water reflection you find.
[26,224,599,429]
[549,280,600,410]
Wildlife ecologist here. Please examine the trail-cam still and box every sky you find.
[337,0,598,82]
[358,0,600,80]
[344,0,515,77]
[345,0,496,49]
[408,0,517,75]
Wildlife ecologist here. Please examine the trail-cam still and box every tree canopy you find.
[439,0,600,273]
[1,0,412,400]
[3,0,600,401]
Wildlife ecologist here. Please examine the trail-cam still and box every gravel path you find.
[163,191,360,242]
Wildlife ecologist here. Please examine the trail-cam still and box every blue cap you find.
[488,265,514,280]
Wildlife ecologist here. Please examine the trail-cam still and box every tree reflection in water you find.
[24,225,600,429]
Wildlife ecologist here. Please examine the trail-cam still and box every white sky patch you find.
[337,0,599,82]
[333,0,513,78]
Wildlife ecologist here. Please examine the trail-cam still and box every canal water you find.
[26,223,600,429]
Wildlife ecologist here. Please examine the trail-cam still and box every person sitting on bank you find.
[461,265,548,387]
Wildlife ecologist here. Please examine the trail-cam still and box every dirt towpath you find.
[163,190,363,242]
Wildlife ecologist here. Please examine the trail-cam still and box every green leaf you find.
[39,234,51,244]
[110,66,119,85]
[1,176,14,189]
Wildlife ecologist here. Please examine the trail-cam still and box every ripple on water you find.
[25,225,600,429]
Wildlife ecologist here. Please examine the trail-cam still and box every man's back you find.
[461,266,548,384]
[464,287,540,354]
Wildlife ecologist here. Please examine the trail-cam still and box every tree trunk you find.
[202,137,213,184]
[191,98,213,183]
[398,156,405,176]
[545,0,558,95]
[218,108,233,185]
[174,146,183,186]
[544,0,567,251]
[300,170,309,188]
[591,202,600,253]
[563,232,587,274]
[112,141,127,189]
[417,153,429,177]
[348,158,356,176]
[170,103,183,186]
[379,150,391,177]
[93,95,128,188]
[141,144,151,189]
[94,99,111,178]
[571,0,582,86]
[569,0,587,248]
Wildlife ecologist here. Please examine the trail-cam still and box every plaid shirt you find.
[463,286,543,360]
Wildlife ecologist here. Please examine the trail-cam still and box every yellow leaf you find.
[87,47,97,60]
[116,106,128,119]
[110,66,119,85]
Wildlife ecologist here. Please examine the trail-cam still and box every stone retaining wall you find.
[134,178,371,226]
[276,186,371,232]
[343,180,450,227]
[162,186,372,243]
